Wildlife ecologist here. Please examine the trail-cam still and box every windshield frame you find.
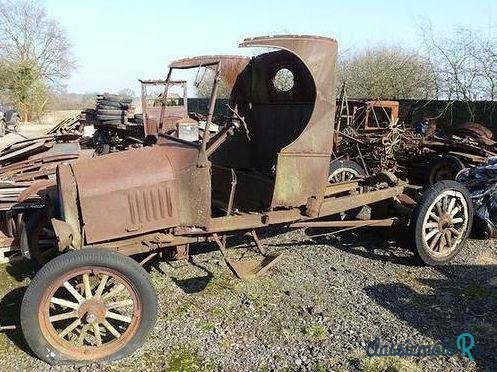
[162,62,221,155]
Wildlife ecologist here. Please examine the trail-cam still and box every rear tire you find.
[412,180,472,265]
[21,249,157,365]
[328,159,365,183]
[428,155,465,185]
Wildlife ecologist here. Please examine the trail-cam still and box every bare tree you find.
[0,0,75,121]
[419,22,497,101]
[474,30,497,100]
[194,67,230,98]
[338,46,437,100]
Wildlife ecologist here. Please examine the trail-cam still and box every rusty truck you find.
[17,35,473,365]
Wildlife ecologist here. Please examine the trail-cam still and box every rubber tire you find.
[428,155,465,185]
[96,104,127,110]
[328,160,365,219]
[328,159,365,182]
[20,208,54,270]
[96,109,126,116]
[92,129,111,155]
[411,180,473,265]
[97,96,132,104]
[21,248,157,365]
[97,101,130,109]
[97,115,126,121]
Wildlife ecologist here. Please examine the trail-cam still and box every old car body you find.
[52,36,341,251]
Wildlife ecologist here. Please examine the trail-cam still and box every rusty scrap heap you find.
[334,98,497,184]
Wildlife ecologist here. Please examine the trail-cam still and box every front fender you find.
[17,179,57,205]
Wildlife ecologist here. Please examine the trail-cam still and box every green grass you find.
[166,345,214,372]
[307,324,328,340]
[197,322,215,332]
[346,349,420,372]
[360,356,421,372]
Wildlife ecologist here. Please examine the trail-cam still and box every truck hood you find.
[66,140,198,243]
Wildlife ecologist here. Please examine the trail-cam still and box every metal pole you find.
[200,64,221,155]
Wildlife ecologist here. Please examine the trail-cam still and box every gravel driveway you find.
[0,226,495,372]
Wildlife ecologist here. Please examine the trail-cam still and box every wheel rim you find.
[328,167,361,183]
[39,266,141,360]
[421,189,469,257]
[31,213,58,265]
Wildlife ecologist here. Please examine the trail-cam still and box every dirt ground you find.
[0,227,495,372]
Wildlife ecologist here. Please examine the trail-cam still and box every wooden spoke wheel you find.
[328,159,365,183]
[20,209,59,269]
[412,180,473,265]
[21,249,157,365]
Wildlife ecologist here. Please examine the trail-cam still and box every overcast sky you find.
[44,0,497,95]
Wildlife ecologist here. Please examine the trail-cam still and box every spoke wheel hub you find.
[39,266,140,360]
[438,213,453,231]
[78,299,107,323]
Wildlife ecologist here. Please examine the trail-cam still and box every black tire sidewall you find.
[19,208,50,270]
[329,159,365,179]
[21,248,157,365]
[97,109,126,116]
[412,180,473,265]
[428,155,465,185]
[97,96,132,104]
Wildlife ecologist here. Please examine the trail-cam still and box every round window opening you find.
[273,68,294,92]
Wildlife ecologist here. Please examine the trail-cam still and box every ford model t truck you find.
[17,36,473,364]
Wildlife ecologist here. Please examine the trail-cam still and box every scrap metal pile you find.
[0,116,93,249]
[457,158,497,238]
[87,94,144,154]
[334,99,421,174]
[335,98,497,183]
[337,119,419,174]
[0,94,146,249]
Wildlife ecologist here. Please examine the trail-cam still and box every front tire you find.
[412,180,473,265]
[21,249,157,365]
[20,208,58,270]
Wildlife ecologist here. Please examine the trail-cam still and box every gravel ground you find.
[0,227,495,371]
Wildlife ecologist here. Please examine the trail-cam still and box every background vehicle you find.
[0,107,19,137]
[18,36,473,365]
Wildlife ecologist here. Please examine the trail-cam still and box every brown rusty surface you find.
[239,36,338,208]
[318,184,406,217]
[57,163,82,248]
[140,79,188,137]
[169,55,250,91]
[70,146,181,243]
[43,35,419,259]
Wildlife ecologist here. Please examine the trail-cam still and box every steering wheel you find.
[226,105,250,141]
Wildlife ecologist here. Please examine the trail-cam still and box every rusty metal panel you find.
[240,36,338,209]
[70,146,183,243]
[57,164,82,247]
[271,153,330,207]
[169,55,250,90]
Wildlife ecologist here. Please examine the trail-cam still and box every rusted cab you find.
[53,35,339,246]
